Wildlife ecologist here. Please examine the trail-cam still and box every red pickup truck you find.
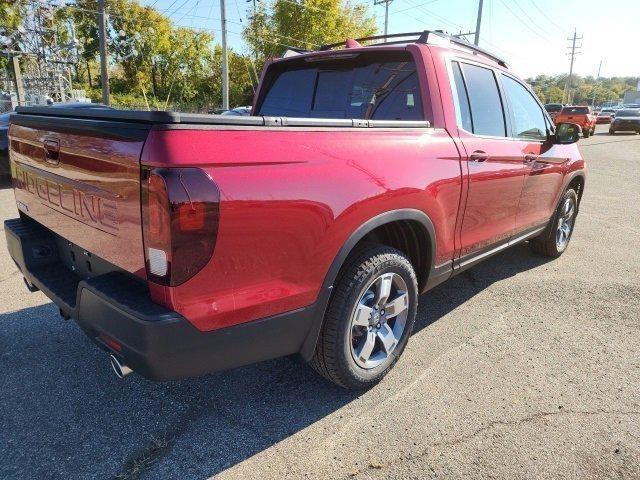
[554,105,596,137]
[4,31,585,389]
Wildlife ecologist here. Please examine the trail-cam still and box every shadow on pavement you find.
[0,244,550,479]
[0,175,12,190]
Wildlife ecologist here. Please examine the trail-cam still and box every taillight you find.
[141,167,220,286]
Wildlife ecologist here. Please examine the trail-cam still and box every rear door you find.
[449,60,525,261]
[499,74,566,233]
[9,114,149,277]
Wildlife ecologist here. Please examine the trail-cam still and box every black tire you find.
[609,129,615,135]
[530,188,579,258]
[310,244,418,389]
[583,129,590,138]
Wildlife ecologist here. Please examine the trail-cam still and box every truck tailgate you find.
[8,114,149,277]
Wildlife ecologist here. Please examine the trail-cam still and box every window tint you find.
[259,69,316,116]
[502,76,547,140]
[451,61,473,132]
[460,63,506,137]
[544,103,563,113]
[258,52,424,120]
[616,109,640,117]
[561,106,589,115]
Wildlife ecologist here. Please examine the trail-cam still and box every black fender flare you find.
[564,170,586,206]
[299,209,437,360]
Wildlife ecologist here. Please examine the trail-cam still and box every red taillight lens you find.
[178,202,206,231]
[142,167,220,286]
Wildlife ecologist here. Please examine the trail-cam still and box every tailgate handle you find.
[43,138,60,164]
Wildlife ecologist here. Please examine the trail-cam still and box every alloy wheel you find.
[556,196,576,249]
[349,272,409,369]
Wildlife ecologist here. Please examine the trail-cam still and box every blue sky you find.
[140,0,640,79]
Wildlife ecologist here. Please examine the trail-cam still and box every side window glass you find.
[460,63,506,137]
[450,61,473,132]
[502,75,548,140]
[451,62,473,132]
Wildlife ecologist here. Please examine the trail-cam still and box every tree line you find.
[528,74,638,106]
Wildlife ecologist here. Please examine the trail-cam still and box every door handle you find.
[524,154,538,163]
[470,150,488,162]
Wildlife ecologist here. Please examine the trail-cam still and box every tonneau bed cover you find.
[13,106,430,128]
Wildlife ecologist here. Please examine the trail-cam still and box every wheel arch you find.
[299,209,437,360]
[566,171,586,206]
[563,170,586,208]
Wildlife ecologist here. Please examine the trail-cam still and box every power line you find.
[511,0,557,39]
[175,0,202,24]
[389,0,438,16]
[528,0,564,31]
[497,0,561,46]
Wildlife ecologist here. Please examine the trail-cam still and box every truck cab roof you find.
[277,30,509,71]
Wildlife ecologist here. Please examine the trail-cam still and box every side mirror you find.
[554,123,580,144]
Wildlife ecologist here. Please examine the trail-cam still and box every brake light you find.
[141,167,220,286]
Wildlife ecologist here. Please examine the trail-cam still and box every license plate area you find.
[54,235,125,280]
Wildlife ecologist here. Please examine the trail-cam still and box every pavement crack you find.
[428,409,640,449]
[380,408,640,473]
[113,434,174,480]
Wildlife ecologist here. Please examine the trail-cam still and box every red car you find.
[596,110,614,124]
[4,31,585,389]
[555,105,597,137]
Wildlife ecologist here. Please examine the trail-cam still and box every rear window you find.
[544,104,563,112]
[616,109,640,117]
[561,106,589,115]
[257,52,425,121]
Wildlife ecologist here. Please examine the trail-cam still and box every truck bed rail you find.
[13,107,430,128]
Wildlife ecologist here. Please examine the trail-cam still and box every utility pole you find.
[591,59,602,107]
[220,0,229,110]
[11,56,26,106]
[97,0,110,105]
[563,29,582,104]
[474,0,483,45]
[374,0,394,39]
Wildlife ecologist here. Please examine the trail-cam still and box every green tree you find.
[0,0,26,71]
[244,0,377,60]
[527,74,639,105]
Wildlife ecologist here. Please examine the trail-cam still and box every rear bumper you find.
[4,216,315,380]
[609,123,640,132]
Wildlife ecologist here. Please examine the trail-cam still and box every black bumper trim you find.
[4,217,316,380]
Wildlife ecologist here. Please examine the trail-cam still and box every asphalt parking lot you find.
[1,126,639,480]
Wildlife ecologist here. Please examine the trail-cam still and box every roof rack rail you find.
[320,31,428,51]
[318,30,508,68]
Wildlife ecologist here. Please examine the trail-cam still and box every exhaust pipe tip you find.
[109,354,133,379]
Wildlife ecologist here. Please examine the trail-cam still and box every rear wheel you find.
[311,245,418,389]
[609,129,615,135]
[583,129,590,138]
[530,188,578,258]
